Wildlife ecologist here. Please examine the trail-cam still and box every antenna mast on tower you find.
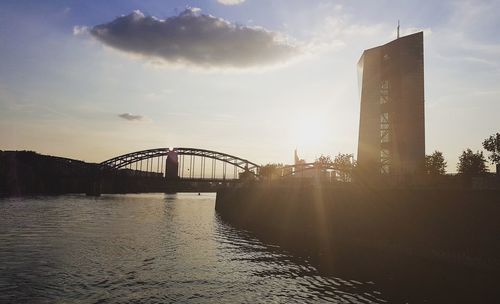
[397,20,400,38]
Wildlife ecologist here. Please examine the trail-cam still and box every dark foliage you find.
[425,151,447,175]
[482,132,500,165]
[457,149,488,176]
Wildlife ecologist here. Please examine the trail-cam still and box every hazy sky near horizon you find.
[0,0,499,171]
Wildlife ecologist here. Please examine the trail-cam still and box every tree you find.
[332,153,355,182]
[482,133,500,166]
[314,153,355,181]
[314,155,333,166]
[259,163,284,179]
[425,151,447,175]
[457,149,488,176]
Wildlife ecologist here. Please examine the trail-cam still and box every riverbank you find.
[215,183,500,302]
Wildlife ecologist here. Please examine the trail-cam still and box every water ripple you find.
[0,193,387,303]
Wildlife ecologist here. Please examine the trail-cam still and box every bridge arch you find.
[100,148,170,170]
[100,147,260,179]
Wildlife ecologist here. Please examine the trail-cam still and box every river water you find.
[0,193,388,303]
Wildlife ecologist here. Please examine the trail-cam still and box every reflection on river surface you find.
[0,193,388,303]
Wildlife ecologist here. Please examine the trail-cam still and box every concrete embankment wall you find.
[216,184,500,274]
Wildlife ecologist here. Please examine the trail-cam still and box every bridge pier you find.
[165,150,179,181]
[165,150,179,193]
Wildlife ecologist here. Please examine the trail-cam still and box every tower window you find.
[380,80,389,104]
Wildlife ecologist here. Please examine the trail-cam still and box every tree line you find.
[259,132,500,178]
[259,153,356,181]
[426,132,500,176]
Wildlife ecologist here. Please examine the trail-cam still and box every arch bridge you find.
[89,148,353,196]
[100,147,260,181]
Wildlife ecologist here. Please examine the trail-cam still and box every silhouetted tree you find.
[332,153,355,182]
[482,133,500,169]
[314,155,333,166]
[457,149,488,176]
[259,163,284,179]
[425,151,447,175]
[315,153,355,182]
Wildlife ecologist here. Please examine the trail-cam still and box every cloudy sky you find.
[0,0,499,171]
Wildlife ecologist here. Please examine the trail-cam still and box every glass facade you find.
[357,32,425,177]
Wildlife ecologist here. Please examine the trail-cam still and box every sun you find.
[292,117,327,151]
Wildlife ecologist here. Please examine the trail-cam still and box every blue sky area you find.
[1,0,499,171]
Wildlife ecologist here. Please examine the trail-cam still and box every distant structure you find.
[357,31,425,178]
[294,149,306,166]
[397,20,400,38]
[292,149,316,179]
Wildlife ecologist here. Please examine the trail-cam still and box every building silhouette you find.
[357,31,425,178]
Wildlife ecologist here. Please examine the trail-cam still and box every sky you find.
[0,0,499,172]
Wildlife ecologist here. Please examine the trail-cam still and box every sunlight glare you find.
[292,117,327,151]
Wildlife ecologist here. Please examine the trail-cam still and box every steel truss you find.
[100,147,260,177]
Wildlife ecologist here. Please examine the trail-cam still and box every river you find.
[0,193,388,303]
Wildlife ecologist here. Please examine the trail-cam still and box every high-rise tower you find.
[357,32,425,178]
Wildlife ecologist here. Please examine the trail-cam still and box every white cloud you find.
[89,8,298,69]
[72,25,89,36]
[217,0,245,5]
